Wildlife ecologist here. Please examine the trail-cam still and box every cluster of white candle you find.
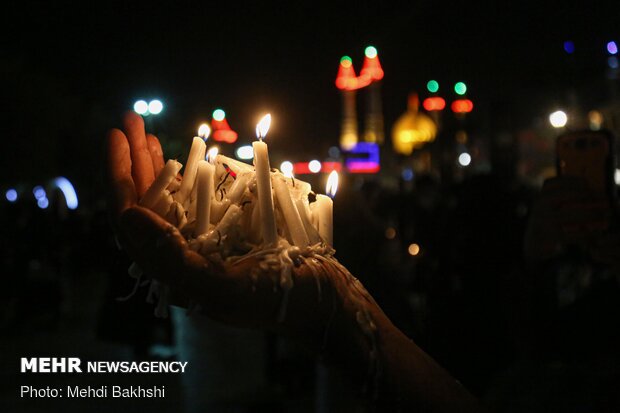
[138,114,338,260]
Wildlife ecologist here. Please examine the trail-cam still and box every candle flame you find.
[198,123,211,140]
[256,114,272,140]
[326,170,339,198]
[207,146,219,161]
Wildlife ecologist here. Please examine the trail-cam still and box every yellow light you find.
[408,243,420,256]
[326,170,339,198]
[256,114,272,139]
[198,123,211,139]
[385,227,396,239]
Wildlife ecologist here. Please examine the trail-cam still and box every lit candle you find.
[139,159,182,208]
[177,135,206,204]
[252,114,277,245]
[194,160,215,236]
[273,174,309,247]
[315,171,338,245]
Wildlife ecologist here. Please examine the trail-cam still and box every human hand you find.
[105,111,371,351]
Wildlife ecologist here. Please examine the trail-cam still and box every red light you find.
[293,162,311,174]
[293,162,344,174]
[211,117,238,143]
[360,54,384,81]
[212,130,238,143]
[422,97,446,111]
[451,99,474,113]
[321,162,343,172]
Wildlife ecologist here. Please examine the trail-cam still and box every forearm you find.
[323,276,483,412]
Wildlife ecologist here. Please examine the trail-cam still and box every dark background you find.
[2,1,619,412]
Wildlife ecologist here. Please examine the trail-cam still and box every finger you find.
[106,128,137,219]
[146,134,165,176]
[123,111,155,198]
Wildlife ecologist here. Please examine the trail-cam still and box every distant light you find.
[33,186,46,200]
[451,99,474,113]
[563,40,575,54]
[608,56,619,69]
[454,82,467,95]
[426,80,439,93]
[53,177,79,209]
[37,197,49,209]
[385,227,396,240]
[5,189,18,202]
[148,99,163,115]
[213,109,226,121]
[235,145,254,160]
[322,162,343,173]
[365,46,378,59]
[328,146,341,159]
[588,110,603,130]
[280,161,294,177]
[458,152,471,166]
[607,41,618,55]
[343,142,381,174]
[133,100,149,115]
[340,56,352,68]
[549,110,568,128]
[423,96,446,111]
[401,168,414,181]
[308,160,322,173]
[408,243,420,256]
[615,169,620,185]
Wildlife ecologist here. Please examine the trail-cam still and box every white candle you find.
[194,160,214,236]
[226,172,251,204]
[253,114,277,245]
[314,195,333,245]
[177,136,206,204]
[139,159,182,208]
[273,175,309,247]
[295,198,321,244]
[210,198,231,223]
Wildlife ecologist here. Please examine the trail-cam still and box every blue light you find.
[53,177,79,210]
[401,168,414,181]
[37,197,49,209]
[6,188,18,202]
[328,146,341,159]
[609,57,619,69]
[563,40,575,54]
[607,41,618,55]
[33,186,46,200]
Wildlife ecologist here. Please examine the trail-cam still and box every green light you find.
[365,46,377,58]
[340,55,352,67]
[426,80,439,93]
[454,82,467,95]
[213,109,226,121]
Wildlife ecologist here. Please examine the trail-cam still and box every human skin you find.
[105,111,483,412]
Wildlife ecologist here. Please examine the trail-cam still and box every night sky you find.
[3,1,619,192]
